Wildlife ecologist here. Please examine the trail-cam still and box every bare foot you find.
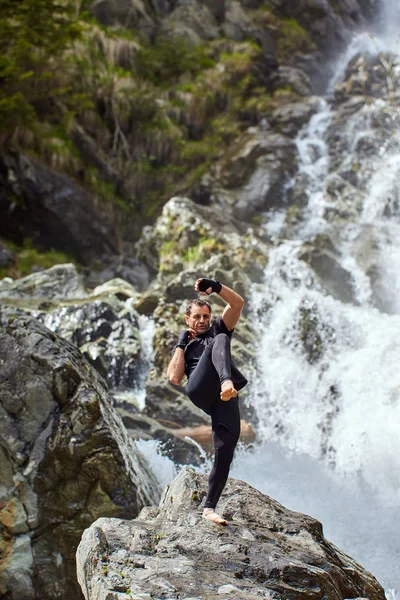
[220,380,238,401]
[203,508,228,525]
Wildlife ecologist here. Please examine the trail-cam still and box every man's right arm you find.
[167,348,185,385]
[167,330,190,385]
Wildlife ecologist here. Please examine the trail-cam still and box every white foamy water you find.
[242,13,400,595]
[231,443,400,597]
[134,313,155,409]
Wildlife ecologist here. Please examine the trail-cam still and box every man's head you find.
[185,299,212,335]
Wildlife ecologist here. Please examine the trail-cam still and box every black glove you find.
[176,330,190,349]
[198,278,222,295]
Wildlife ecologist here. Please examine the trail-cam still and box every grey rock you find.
[0,153,118,265]
[117,407,206,466]
[144,375,209,427]
[77,466,386,600]
[272,65,313,96]
[0,309,161,600]
[160,0,219,43]
[0,263,86,300]
[214,130,296,220]
[299,236,356,304]
[41,297,142,389]
[271,97,321,137]
[221,0,252,40]
[90,0,155,32]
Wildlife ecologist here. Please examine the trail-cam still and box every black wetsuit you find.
[185,317,247,509]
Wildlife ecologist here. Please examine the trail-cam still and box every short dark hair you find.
[185,299,212,317]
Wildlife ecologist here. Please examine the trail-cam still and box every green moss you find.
[182,238,225,264]
[0,238,74,280]
[277,18,316,59]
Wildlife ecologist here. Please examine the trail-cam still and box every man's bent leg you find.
[186,350,220,414]
[209,334,237,401]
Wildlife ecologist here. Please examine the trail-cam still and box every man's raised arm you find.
[195,278,244,331]
[219,284,245,331]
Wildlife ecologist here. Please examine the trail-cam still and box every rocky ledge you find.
[77,466,385,600]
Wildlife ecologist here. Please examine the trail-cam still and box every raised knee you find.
[214,333,230,341]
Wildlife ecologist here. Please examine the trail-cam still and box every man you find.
[167,277,248,525]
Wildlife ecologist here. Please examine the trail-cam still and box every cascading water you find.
[230,3,400,596]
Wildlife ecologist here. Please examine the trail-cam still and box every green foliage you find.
[0,238,74,280]
[182,238,225,264]
[277,18,316,59]
[134,38,215,86]
[0,2,319,243]
[0,0,84,134]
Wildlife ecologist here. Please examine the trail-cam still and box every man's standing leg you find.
[203,396,241,525]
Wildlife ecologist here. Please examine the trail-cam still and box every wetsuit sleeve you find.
[213,316,233,338]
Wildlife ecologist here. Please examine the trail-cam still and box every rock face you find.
[0,152,119,265]
[0,265,212,467]
[0,309,161,600]
[136,195,266,427]
[77,466,386,600]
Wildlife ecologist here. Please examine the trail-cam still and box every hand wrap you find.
[198,278,222,295]
[176,330,190,350]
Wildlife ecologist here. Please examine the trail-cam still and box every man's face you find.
[185,305,211,335]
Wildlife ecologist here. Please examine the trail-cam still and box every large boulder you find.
[77,466,386,600]
[0,309,161,600]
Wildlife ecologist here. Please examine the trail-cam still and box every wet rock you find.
[213,130,297,220]
[41,299,142,388]
[169,418,256,452]
[77,466,386,600]
[0,267,149,391]
[144,376,209,427]
[271,97,320,136]
[272,65,313,96]
[0,309,161,600]
[117,408,206,466]
[295,300,335,364]
[299,236,356,304]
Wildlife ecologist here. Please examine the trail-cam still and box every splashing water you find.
[237,12,400,594]
[134,313,155,409]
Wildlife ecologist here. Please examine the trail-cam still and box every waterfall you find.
[134,313,155,409]
[232,6,400,596]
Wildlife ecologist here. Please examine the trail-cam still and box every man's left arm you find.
[219,284,245,331]
[195,278,244,331]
